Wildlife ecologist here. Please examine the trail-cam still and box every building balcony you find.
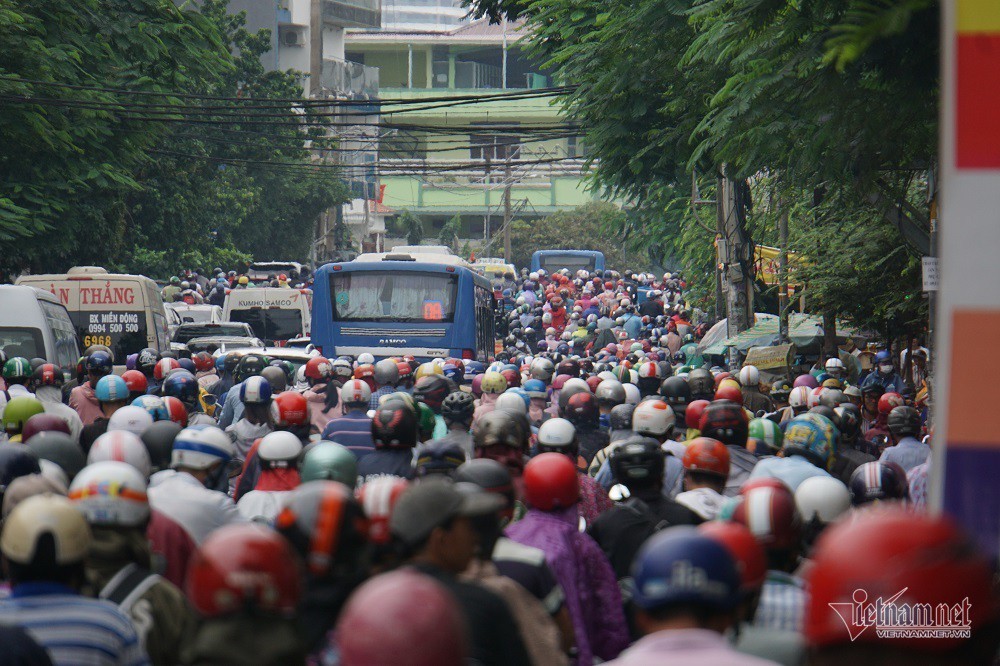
[323,0,381,29]
[320,58,380,100]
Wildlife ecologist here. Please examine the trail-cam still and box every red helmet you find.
[563,392,599,427]
[714,383,743,405]
[699,521,767,591]
[551,374,571,391]
[397,362,414,381]
[153,358,180,381]
[357,476,409,545]
[121,370,148,395]
[337,571,468,666]
[877,392,905,415]
[713,372,732,388]
[730,484,802,551]
[805,508,997,650]
[685,399,711,430]
[585,375,602,393]
[33,363,62,387]
[21,413,71,443]
[274,481,368,578]
[304,356,333,382]
[523,452,579,511]
[699,401,749,447]
[161,396,188,427]
[500,368,520,389]
[192,352,214,373]
[682,437,730,477]
[271,391,309,427]
[186,524,302,617]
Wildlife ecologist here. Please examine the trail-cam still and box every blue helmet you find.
[507,388,531,410]
[414,440,467,477]
[162,371,199,404]
[523,379,547,399]
[463,360,484,377]
[240,375,272,405]
[631,526,741,612]
[132,395,169,421]
[177,358,196,374]
[95,375,129,403]
[214,354,226,372]
[556,343,570,355]
[874,350,892,364]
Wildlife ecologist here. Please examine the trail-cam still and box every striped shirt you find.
[754,571,806,633]
[0,582,148,665]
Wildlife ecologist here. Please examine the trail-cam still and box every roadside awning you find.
[700,313,861,356]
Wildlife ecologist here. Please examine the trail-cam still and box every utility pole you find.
[503,151,512,263]
[717,167,754,368]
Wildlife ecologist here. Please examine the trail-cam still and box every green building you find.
[345,20,607,248]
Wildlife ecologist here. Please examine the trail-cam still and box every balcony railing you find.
[320,58,380,100]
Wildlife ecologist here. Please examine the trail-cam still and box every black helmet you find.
[770,378,792,401]
[234,354,268,383]
[413,376,450,413]
[860,383,885,397]
[441,391,475,425]
[414,441,466,478]
[686,368,714,400]
[609,437,664,488]
[819,389,846,409]
[454,458,515,510]
[658,376,691,421]
[223,352,242,376]
[371,401,418,449]
[0,445,41,493]
[275,481,367,579]
[26,431,86,482]
[887,406,921,437]
[137,348,159,375]
[141,420,182,473]
[473,409,530,452]
[834,404,861,443]
[700,401,749,448]
[809,405,839,430]
[609,403,636,431]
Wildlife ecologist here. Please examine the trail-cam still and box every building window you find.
[469,134,521,161]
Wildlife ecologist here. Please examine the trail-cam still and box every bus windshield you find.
[228,309,303,341]
[540,254,596,274]
[330,271,458,323]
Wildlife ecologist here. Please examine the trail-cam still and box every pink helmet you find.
[793,374,819,389]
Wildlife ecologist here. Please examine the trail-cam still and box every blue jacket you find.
[861,370,906,394]
[321,410,375,459]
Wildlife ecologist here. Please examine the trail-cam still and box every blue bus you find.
[311,252,496,361]
[530,250,606,275]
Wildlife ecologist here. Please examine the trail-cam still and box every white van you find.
[0,285,81,368]
[16,266,170,360]
[223,288,311,345]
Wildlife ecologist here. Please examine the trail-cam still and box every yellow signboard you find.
[744,343,797,371]
[754,245,803,287]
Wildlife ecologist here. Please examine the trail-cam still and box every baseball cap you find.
[389,479,504,547]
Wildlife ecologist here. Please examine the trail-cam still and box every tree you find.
[507,202,629,271]
[438,214,462,250]
[392,210,425,245]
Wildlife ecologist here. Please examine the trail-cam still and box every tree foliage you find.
[507,202,629,271]
[392,210,425,245]
[0,0,349,278]
[465,0,934,337]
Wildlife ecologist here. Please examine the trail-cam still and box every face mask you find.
[879,364,894,374]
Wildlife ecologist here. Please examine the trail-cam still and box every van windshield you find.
[0,328,45,361]
[228,309,303,342]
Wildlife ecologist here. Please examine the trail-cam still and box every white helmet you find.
[258,431,303,468]
[738,365,760,388]
[69,461,150,527]
[563,378,590,395]
[597,371,616,383]
[356,353,376,366]
[788,386,811,410]
[595,379,626,406]
[38,460,69,489]
[1,494,90,565]
[171,424,234,470]
[495,392,527,415]
[88,430,152,478]
[795,476,851,524]
[107,406,154,437]
[807,387,824,409]
[824,357,846,372]
[537,418,576,450]
[529,358,555,383]
[632,399,674,436]
[542,312,553,325]
[340,379,372,407]
[373,358,400,386]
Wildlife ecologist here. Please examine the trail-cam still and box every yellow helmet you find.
[414,362,443,380]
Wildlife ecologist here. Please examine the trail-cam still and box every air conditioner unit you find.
[281,28,305,47]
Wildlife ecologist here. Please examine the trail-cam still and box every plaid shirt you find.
[754,571,806,633]
[369,385,397,411]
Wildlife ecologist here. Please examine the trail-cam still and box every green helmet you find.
[415,401,437,441]
[748,418,783,454]
[2,397,45,435]
[300,441,358,489]
[611,365,632,384]
[676,365,693,375]
[2,358,32,382]
[170,276,180,285]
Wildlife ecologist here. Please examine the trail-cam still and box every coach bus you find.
[16,266,170,360]
[530,250,606,275]
[311,251,496,361]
